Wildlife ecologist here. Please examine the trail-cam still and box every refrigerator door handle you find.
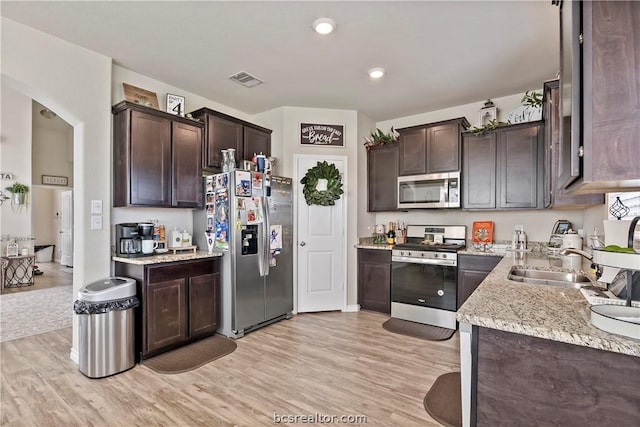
[263,196,271,276]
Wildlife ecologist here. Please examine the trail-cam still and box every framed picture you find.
[479,106,497,126]
[123,83,159,109]
[472,221,494,243]
[166,93,185,116]
[42,175,68,186]
[300,123,344,147]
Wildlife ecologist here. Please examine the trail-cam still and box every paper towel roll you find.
[603,220,632,247]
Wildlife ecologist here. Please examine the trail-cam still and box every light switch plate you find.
[91,199,103,214]
[91,215,102,230]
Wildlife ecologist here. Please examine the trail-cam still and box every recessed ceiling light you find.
[40,109,57,119]
[313,18,335,35]
[368,68,385,79]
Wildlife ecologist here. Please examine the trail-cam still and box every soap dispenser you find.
[518,228,527,251]
[512,225,526,251]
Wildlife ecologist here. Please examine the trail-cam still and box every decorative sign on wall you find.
[42,175,68,186]
[123,83,159,109]
[166,93,185,116]
[300,123,344,147]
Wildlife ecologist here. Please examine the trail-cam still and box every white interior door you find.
[296,156,346,313]
[61,190,73,267]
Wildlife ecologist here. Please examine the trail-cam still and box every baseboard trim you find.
[343,304,360,312]
[70,347,79,365]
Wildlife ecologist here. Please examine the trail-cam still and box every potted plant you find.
[5,182,29,206]
[468,119,510,136]
[363,127,399,150]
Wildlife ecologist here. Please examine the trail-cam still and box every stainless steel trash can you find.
[74,277,138,378]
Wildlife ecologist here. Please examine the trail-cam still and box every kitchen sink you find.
[508,267,593,289]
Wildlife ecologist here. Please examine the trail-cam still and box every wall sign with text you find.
[300,123,344,147]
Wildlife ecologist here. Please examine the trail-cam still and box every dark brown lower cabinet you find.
[115,257,220,359]
[473,327,640,426]
[357,249,391,314]
[188,273,220,338]
[457,255,501,309]
[146,277,188,354]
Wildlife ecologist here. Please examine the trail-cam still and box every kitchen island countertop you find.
[457,253,640,357]
[113,250,223,265]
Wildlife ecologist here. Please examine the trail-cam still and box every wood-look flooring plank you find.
[1,311,460,426]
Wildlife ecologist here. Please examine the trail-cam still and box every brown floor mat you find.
[381,318,455,341]
[142,334,237,374]
[423,372,462,427]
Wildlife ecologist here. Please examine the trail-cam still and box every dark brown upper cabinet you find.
[398,117,469,176]
[462,132,497,209]
[462,121,544,210]
[172,121,203,208]
[190,107,272,172]
[112,101,203,208]
[543,79,604,208]
[557,0,640,193]
[367,143,399,212]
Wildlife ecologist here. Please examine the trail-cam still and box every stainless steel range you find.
[391,225,466,329]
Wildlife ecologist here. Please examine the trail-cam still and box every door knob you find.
[300,241,306,246]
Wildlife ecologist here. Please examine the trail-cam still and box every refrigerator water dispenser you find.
[242,225,258,255]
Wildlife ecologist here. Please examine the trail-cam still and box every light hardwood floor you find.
[0,310,460,426]
[2,261,72,295]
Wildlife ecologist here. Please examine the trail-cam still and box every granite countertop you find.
[457,253,640,357]
[113,250,224,265]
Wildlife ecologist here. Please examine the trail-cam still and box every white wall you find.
[377,92,527,131]
[2,17,113,360]
[0,83,33,252]
[255,106,361,306]
[357,111,376,237]
[31,187,56,246]
[374,210,585,243]
[112,65,254,121]
[32,127,74,187]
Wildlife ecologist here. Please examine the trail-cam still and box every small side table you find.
[1,255,36,290]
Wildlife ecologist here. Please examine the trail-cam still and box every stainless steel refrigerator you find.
[193,171,293,338]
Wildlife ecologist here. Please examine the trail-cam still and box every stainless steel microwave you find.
[397,172,460,209]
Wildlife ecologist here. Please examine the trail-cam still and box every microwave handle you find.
[442,178,449,203]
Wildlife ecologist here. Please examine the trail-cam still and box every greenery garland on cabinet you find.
[300,161,344,206]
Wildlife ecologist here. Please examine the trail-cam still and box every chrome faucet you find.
[559,248,593,260]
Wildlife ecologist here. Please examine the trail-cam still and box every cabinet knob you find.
[300,241,306,246]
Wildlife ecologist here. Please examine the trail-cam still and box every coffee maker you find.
[116,223,142,257]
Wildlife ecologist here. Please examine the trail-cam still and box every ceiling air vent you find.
[228,71,264,88]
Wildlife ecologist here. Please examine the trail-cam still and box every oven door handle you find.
[392,256,456,267]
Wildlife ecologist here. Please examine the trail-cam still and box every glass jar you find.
[221,150,229,172]
[227,149,236,171]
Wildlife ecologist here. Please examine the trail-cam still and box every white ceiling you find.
[1,1,559,122]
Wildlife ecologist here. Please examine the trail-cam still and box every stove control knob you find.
[434,253,439,258]
[437,290,444,297]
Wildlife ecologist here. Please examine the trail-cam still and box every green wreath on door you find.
[300,161,344,206]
